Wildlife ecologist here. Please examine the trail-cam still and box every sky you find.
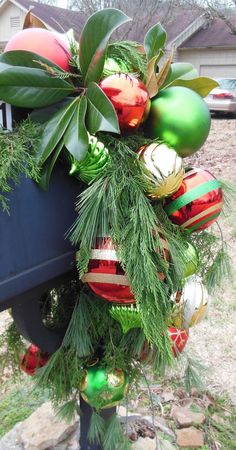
[56,0,68,8]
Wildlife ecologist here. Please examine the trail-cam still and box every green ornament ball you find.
[69,136,109,183]
[80,365,129,410]
[145,86,211,157]
[181,243,199,280]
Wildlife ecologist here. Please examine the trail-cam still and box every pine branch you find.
[88,411,106,445]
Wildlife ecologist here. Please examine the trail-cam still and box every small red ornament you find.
[5,28,71,71]
[168,327,189,357]
[164,168,223,232]
[20,344,50,376]
[99,74,149,133]
[82,237,135,304]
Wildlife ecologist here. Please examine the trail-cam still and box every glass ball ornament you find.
[69,136,109,183]
[20,345,50,376]
[103,57,129,76]
[99,73,149,133]
[138,143,184,200]
[168,327,189,357]
[80,365,129,409]
[145,86,211,157]
[178,242,199,281]
[164,168,223,232]
[5,28,71,72]
[81,236,135,304]
[170,275,209,329]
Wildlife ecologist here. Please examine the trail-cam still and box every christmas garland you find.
[0,7,233,449]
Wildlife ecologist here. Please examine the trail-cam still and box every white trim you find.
[168,14,206,49]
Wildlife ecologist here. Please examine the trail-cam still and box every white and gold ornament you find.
[170,275,209,329]
[138,143,184,200]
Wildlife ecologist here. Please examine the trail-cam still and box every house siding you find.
[0,3,26,49]
[176,47,236,77]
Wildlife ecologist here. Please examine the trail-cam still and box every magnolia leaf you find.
[144,22,167,62]
[86,82,120,134]
[162,62,198,88]
[79,8,131,85]
[170,77,219,97]
[0,64,75,108]
[30,98,73,123]
[64,96,89,161]
[36,98,78,164]
[23,11,47,29]
[156,48,174,91]
[0,50,66,72]
[146,50,164,98]
[38,140,64,191]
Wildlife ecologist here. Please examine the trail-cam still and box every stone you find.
[211,413,226,425]
[176,427,204,448]
[171,405,205,428]
[18,401,79,450]
[132,437,156,450]
[160,390,175,403]
[143,415,176,439]
[0,422,23,450]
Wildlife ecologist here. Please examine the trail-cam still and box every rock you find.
[18,401,79,450]
[176,427,204,448]
[0,422,23,450]
[143,415,176,439]
[160,390,175,403]
[132,437,156,450]
[171,405,205,428]
[124,417,156,440]
[211,413,226,425]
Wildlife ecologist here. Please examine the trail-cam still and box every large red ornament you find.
[5,28,71,72]
[99,74,149,133]
[168,327,189,357]
[20,344,50,376]
[82,237,135,304]
[164,168,223,232]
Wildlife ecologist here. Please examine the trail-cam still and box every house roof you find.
[179,16,236,48]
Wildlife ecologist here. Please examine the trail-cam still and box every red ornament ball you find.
[20,345,50,376]
[5,28,71,71]
[164,168,223,232]
[81,237,135,304]
[99,74,149,133]
[168,327,189,357]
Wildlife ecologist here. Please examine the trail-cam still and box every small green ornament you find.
[182,243,199,279]
[69,136,109,183]
[103,57,129,76]
[145,86,211,157]
[80,365,128,410]
[110,304,142,333]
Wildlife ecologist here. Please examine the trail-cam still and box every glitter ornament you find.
[5,28,71,71]
[170,275,209,329]
[20,345,50,376]
[164,168,223,232]
[82,235,169,303]
[168,327,189,357]
[80,365,128,409]
[99,73,149,133]
[145,86,211,157]
[69,136,109,183]
[138,143,184,200]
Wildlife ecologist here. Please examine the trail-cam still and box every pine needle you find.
[107,41,147,81]
[88,410,106,445]
[103,413,130,450]
[184,356,207,393]
[56,398,80,423]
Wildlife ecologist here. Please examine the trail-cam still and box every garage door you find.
[200,65,236,78]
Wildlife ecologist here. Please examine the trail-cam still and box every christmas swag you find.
[0,7,233,449]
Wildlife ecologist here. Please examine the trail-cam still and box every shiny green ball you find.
[181,243,199,280]
[80,365,128,410]
[145,87,211,157]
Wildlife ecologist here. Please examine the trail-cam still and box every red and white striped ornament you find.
[81,237,135,304]
[164,168,223,233]
[168,327,189,357]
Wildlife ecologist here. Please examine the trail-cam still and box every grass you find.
[0,378,49,438]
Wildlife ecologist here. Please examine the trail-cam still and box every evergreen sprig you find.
[106,41,147,81]
[0,119,41,213]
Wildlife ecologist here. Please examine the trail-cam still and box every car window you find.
[218,79,236,90]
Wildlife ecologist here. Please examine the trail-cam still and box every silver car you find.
[204,78,236,114]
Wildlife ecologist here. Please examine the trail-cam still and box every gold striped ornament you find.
[170,275,209,329]
[164,168,223,233]
[138,143,184,200]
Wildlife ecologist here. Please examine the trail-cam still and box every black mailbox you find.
[0,165,80,309]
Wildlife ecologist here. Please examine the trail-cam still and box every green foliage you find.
[79,8,131,85]
[0,119,40,212]
[144,22,167,62]
[106,41,147,80]
[184,356,206,393]
[103,413,131,450]
[88,411,106,445]
[86,82,120,134]
[161,62,198,88]
[0,382,49,438]
[0,321,25,379]
[63,96,89,161]
[168,76,219,97]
